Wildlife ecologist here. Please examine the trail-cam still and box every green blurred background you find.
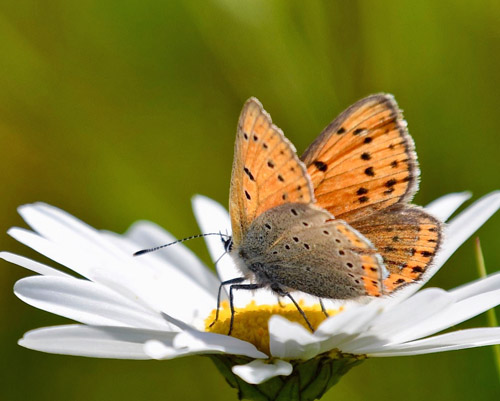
[1,1,499,400]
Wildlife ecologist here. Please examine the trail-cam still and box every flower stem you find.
[474,237,500,381]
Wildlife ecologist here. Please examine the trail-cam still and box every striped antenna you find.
[133,233,230,256]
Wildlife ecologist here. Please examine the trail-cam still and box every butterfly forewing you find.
[230,98,314,245]
[351,204,442,292]
[301,94,419,222]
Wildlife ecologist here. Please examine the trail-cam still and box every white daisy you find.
[2,191,500,400]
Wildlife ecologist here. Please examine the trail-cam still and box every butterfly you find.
[216,94,442,333]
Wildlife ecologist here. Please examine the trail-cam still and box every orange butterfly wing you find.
[351,205,442,292]
[301,94,442,291]
[301,94,419,222]
[229,98,314,246]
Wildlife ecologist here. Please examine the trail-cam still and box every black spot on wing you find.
[244,167,255,181]
[313,160,328,172]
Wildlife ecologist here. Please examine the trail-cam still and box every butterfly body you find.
[217,94,442,333]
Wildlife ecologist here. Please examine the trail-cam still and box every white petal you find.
[7,227,146,303]
[387,289,500,344]
[268,315,320,360]
[18,203,129,269]
[450,272,500,300]
[14,276,170,330]
[315,303,375,338]
[391,191,500,301]
[176,330,267,358]
[425,191,471,221]
[10,224,216,327]
[314,302,383,353]
[19,324,177,359]
[90,258,217,330]
[367,289,453,337]
[8,226,98,279]
[97,227,219,326]
[0,251,70,277]
[20,203,99,241]
[191,195,237,282]
[366,328,500,356]
[232,359,293,385]
[339,289,453,353]
[143,339,178,359]
[123,221,221,295]
[144,330,267,360]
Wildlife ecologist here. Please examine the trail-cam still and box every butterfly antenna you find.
[133,233,230,256]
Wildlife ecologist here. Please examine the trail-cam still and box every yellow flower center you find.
[205,301,342,355]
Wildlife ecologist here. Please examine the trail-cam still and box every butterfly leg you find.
[319,298,330,318]
[228,283,264,335]
[271,284,314,332]
[209,277,246,328]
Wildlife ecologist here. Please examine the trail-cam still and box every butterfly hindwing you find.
[350,204,442,292]
[301,94,419,222]
[240,203,386,298]
[229,98,314,246]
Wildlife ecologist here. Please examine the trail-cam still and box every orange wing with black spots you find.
[229,98,314,246]
[301,94,419,222]
[351,204,442,292]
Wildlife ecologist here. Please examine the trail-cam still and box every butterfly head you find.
[222,236,233,253]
